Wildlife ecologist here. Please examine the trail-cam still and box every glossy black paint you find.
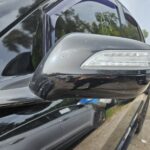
[0,0,149,150]
[30,33,150,100]
[0,99,78,138]
[0,74,45,108]
[0,99,95,150]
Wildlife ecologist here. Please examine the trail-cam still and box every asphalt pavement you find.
[128,101,150,150]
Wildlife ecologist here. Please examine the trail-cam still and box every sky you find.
[120,0,150,44]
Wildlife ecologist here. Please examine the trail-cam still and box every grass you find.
[106,105,123,119]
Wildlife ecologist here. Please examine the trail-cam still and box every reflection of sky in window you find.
[0,10,18,32]
[120,0,150,44]
[72,1,118,25]
[0,0,34,32]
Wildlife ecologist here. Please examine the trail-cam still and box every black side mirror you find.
[30,33,150,101]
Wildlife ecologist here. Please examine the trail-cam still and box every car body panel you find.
[0,103,96,150]
[60,106,94,140]
[0,74,44,108]
[0,0,148,149]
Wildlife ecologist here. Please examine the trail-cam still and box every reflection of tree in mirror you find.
[56,9,121,40]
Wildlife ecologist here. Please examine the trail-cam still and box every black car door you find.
[59,105,94,140]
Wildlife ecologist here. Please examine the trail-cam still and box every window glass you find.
[122,7,141,41]
[55,0,121,42]
[0,0,45,34]
[0,9,43,76]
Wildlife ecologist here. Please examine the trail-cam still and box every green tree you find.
[142,29,149,39]
[56,9,121,40]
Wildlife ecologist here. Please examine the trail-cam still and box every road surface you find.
[72,94,149,150]
[128,101,150,150]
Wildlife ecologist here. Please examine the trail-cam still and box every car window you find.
[47,0,121,48]
[121,6,142,41]
[0,0,61,77]
[0,0,45,34]
[0,9,43,76]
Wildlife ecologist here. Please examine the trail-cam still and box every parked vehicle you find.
[0,0,150,149]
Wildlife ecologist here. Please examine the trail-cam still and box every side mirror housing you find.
[30,33,150,101]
